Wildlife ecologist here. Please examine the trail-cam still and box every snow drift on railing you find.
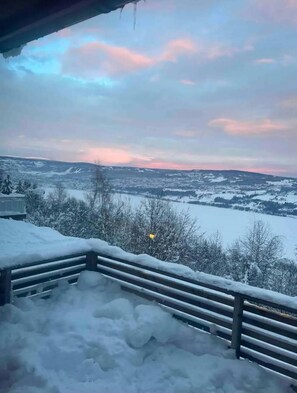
[1,218,296,310]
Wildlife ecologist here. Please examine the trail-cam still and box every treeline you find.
[3,167,297,297]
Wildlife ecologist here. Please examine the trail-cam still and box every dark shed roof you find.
[0,0,136,54]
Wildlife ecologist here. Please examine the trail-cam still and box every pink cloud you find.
[61,36,254,80]
[80,147,134,165]
[180,79,196,85]
[254,58,276,64]
[209,118,289,136]
[63,41,154,77]
[160,39,197,62]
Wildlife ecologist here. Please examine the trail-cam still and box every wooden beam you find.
[0,0,135,54]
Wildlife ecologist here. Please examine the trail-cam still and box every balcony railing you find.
[0,194,26,219]
[0,249,296,384]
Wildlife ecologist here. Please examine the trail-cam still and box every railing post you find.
[231,294,244,358]
[0,269,12,306]
[86,251,98,271]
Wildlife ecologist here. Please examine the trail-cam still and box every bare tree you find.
[87,161,111,211]
[229,220,283,289]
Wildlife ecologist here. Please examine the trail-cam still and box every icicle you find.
[119,5,124,19]
[133,1,138,31]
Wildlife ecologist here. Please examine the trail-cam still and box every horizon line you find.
[0,154,296,179]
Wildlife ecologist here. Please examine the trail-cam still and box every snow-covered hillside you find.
[0,270,291,393]
[1,155,297,217]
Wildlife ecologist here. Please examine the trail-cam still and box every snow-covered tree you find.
[228,220,283,289]
[1,175,13,195]
[127,198,199,264]
[15,180,25,193]
[191,232,227,276]
[0,169,4,191]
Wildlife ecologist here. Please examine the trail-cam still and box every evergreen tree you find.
[1,175,13,195]
[0,169,4,192]
[16,180,25,194]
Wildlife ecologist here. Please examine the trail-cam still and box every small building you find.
[0,194,26,220]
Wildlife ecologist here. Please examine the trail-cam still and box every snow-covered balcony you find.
[0,194,26,220]
[0,218,296,393]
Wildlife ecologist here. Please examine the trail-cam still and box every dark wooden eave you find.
[0,0,136,55]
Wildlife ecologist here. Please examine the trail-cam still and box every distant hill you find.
[1,155,297,217]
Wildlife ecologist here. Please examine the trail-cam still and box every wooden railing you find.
[0,250,296,382]
[0,194,26,219]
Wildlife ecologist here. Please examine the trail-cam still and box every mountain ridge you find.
[1,155,297,217]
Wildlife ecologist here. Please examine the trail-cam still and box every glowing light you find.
[149,233,156,240]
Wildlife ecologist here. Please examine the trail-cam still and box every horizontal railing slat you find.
[13,273,81,296]
[244,303,297,328]
[2,252,87,272]
[12,264,85,287]
[97,253,237,300]
[242,325,297,354]
[240,349,297,380]
[243,313,297,341]
[11,256,86,279]
[241,338,297,367]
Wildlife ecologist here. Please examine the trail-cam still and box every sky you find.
[0,0,297,177]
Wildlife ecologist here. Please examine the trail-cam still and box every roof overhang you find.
[0,0,137,55]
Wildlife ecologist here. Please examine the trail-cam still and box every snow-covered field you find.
[0,270,291,393]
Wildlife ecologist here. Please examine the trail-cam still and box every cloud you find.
[209,118,290,136]
[62,42,155,78]
[61,38,199,79]
[180,79,196,85]
[60,36,253,81]
[254,58,276,64]
[246,0,297,27]
[160,39,197,61]
[80,146,151,165]
[1,0,297,177]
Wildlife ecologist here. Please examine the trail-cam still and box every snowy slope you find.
[0,271,291,393]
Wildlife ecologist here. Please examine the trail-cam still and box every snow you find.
[0,219,90,269]
[1,218,297,310]
[209,176,227,183]
[43,187,86,200]
[267,180,293,187]
[39,189,297,259]
[0,271,291,393]
[126,194,297,259]
[20,167,76,177]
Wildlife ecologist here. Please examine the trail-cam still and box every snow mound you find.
[0,218,91,268]
[0,272,290,393]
